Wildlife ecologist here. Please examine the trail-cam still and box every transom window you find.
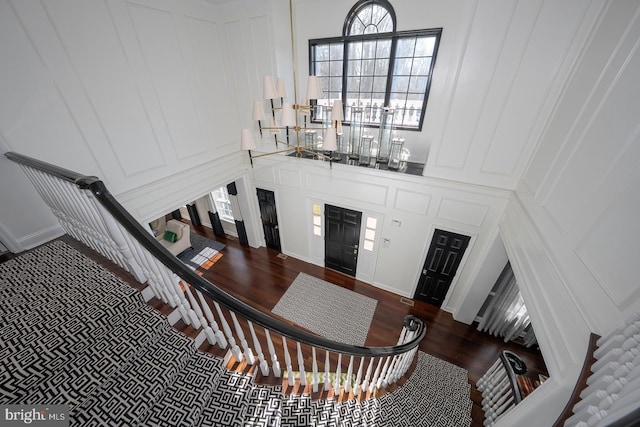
[309,0,441,131]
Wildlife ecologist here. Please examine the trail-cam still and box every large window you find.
[309,0,441,131]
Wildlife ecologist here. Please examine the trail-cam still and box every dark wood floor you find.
[8,226,548,427]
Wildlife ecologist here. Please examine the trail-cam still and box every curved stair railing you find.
[5,151,426,400]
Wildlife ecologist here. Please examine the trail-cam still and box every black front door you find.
[256,188,281,252]
[414,228,471,307]
[324,204,362,277]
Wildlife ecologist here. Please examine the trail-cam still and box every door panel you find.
[324,204,362,277]
[256,188,281,252]
[414,228,470,307]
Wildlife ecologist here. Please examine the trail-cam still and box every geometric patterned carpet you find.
[272,272,378,346]
[0,240,471,426]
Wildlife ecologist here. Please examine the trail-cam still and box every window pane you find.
[366,217,377,228]
[365,229,376,240]
[372,76,387,92]
[315,44,330,60]
[329,60,343,75]
[313,216,321,226]
[378,13,393,32]
[396,38,416,57]
[376,40,392,58]
[347,76,361,89]
[347,60,361,76]
[330,43,344,59]
[350,17,365,35]
[415,36,436,56]
[394,58,414,75]
[316,61,330,76]
[329,78,342,92]
[362,41,377,59]
[314,226,322,236]
[391,76,409,92]
[412,57,431,75]
[374,58,390,75]
[348,42,362,59]
[360,59,376,75]
[360,76,373,92]
[363,240,374,251]
[409,76,428,93]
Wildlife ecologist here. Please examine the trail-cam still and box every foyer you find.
[59,219,548,426]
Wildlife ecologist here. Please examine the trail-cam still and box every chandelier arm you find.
[249,147,297,159]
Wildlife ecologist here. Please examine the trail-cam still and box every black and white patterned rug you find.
[271,272,378,346]
[177,232,225,270]
[0,240,472,426]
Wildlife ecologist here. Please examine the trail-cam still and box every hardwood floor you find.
[26,226,548,427]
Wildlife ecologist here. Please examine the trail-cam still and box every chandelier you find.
[240,0,406,171]
[240,0,341,167]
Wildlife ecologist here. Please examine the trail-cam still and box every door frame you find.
[255,187,282,252]
[411,224,477,311]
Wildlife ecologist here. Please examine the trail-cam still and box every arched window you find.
[310,0,441,130]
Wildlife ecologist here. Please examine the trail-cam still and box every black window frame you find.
[308,0,442,132]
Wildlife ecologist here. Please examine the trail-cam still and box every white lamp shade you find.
[336,120,343,134]
[252,100,265,121]
[281,102,296,127]
[306,76,323,100]
[323,127,337,151]
[263,76,277,99]
[276,77,287,98]
[241,129,256,150]
[330,99,344,121]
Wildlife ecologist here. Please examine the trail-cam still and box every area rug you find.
[271,272,377,346]
[177,232,225,270]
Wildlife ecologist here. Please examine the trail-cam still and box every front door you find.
[324,204,362,277]
[414,228,471,307]
[256,188,281,252]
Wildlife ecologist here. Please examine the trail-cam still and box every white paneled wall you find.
[251,155,510,320]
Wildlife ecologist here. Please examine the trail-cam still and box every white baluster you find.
[297,342,306,387]
[376,356,391,390]
[213,302,243,364]
[369,357,384,394]
[196,290,227,348]
[282,337,294,385]
[230,312,255,365]
[334,353,342,396]
[182,284,203,329]
[248,321,269,376]
[324,351,331,390]
[361,357,374,393]
[311,347,319,393]
[264,330,280,377]
[353,356,364,396]
[345,356,354,394]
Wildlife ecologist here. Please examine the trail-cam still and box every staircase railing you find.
[476,350,527,426]
[5,151,426,398]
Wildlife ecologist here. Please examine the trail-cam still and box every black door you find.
[324,204,362,277]
[414,228,471,307]
[256,188,281,252]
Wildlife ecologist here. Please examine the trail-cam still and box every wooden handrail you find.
[5,151,426,358]
[552,332,601,427]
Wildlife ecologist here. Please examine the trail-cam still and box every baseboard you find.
[16,223,66,251]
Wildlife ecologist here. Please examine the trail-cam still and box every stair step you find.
[241,384,283,427]
[74,324,195,425]
[139,351,224,427]
[28,304,169,410]
[195,368,254,426]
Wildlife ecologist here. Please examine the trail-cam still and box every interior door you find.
[414,228,471,307]
[324,204,362,277]
[256,188,281,252]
